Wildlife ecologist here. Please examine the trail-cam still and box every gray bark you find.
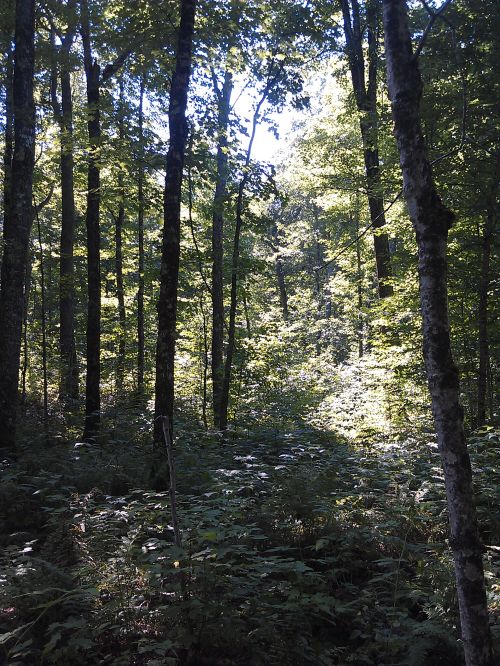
[383,2,493,664]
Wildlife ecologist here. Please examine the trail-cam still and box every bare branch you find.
[315,190,403,272]
[34,183,55,214]
[413,0,453,61]
[101,47,134,83]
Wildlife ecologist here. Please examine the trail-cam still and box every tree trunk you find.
[211,69,232,428]
[154,0,196,445]
[2,46,14,263]
[477,159,498,428]
[115,79,126,392]
[353,207,364,358]
[476,216,492,429]
[35,207,49,439]
[0,0,35,453]
[341,0,392,298]
[199,294,209,429]
[115,177,126,391]
[219,176,244,432]
[51,23,79,401]
[21,251,33,406]
[219,85,270,431]
[81,0,101,440]
[270,221,288,319]
[382,2,493,664]
[137,77,145,391]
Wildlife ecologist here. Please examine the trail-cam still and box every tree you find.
[340,0,393,299]
[49,0,80,401]
[211,67,233,429]
[136,76,145,391]
[80,0,131,439]
[2,44,14,263]
[382,1,493,663]
[0,0,35,452]
[154,0,197,445]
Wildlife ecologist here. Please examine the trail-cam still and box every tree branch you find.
[34,183,55,214]
[315,190,402,272]
[101,47,134,83]
[413,0,453,61]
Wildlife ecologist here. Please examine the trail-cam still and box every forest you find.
[0,0,498,664]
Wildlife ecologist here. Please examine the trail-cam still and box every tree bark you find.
[137,77,145,391]
[154,0,196,445]
[50,18,79,402]
[35,206,49,439]
[383,2,493,664]
[199,294,209,429]
[81,0,102,440]
[353,207,364,358]
[2,46,14,261]
[0,0,35,453]
[115,79,126,392]
[270,220,288,319]
[211,69,232,428]
[476,159,498,428]
[341,0,392,298]
[476,216,492,429]
[21,250,32,406]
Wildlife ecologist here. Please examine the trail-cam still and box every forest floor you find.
[1,409,499,665]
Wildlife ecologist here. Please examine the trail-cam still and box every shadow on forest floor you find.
[1,405,499,665]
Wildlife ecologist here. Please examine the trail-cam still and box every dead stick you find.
[161,416,182,548]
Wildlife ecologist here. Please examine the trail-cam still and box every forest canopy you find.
[0,0,498,664]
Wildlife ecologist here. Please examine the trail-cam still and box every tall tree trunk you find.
[115,177,126,391]
[35,207,49,439]
[270,221,288,319]
[0,0,35,453]
[476,160,498,427]
[2,46,14,264]
[383,2,493,664]
[137,77,145,391]
[353,206,364,358]
[341,0,392,298]
[51,21,79,401]
[219,78,274,430]
[81,0,101,440]
[211,69,232,428]
[154,0,196,445]
[21,251,32,406]
[199,294,209,429]
[219,109,261,431]
[476,216,492,429]
[115,79,126,392]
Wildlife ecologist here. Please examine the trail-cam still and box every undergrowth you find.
[0,418,499,665]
